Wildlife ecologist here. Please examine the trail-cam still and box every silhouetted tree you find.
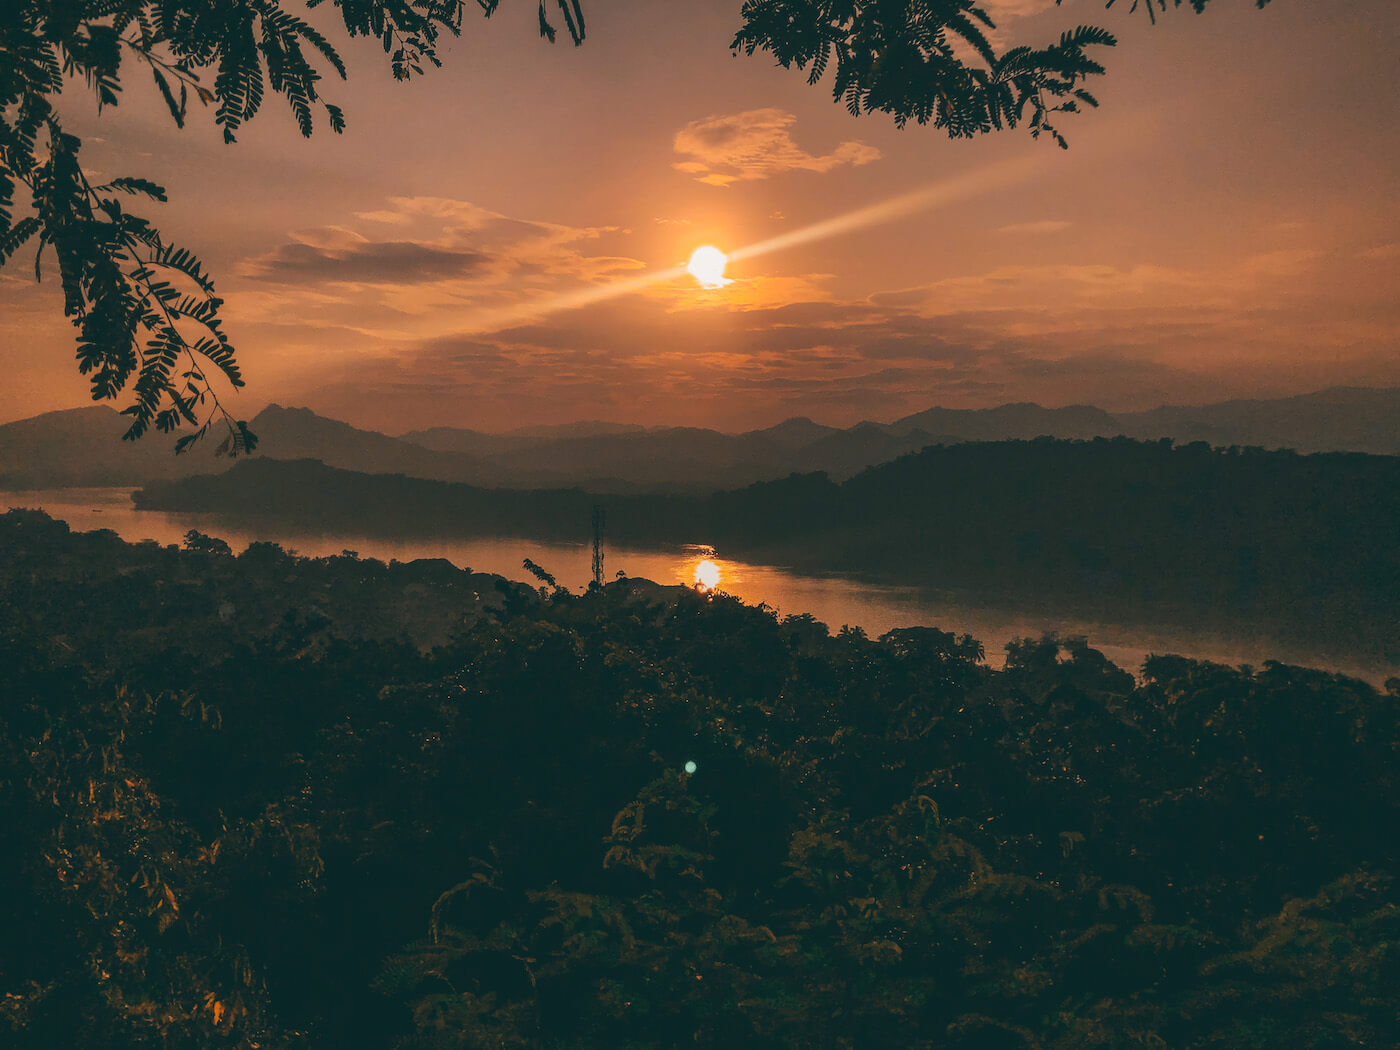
[522,556,558,590]
[183,527,232,555]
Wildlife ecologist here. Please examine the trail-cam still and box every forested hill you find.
[2,510,1398,1049]
[135,437,1400,668]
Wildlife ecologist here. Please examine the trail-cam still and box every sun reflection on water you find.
[694,559,722,592]
[679,546,725,592]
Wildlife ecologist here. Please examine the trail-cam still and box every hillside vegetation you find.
[2,510,1398,1049]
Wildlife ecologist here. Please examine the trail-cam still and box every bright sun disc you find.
[686,246,731,289]
[695,559,721,591]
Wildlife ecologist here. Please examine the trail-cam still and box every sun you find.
[686,245,731,289]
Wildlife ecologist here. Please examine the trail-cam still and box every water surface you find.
[3,487,1390,683]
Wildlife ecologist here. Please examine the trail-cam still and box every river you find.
[2,487,1392,684]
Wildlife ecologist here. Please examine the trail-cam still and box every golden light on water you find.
[694,558,722,591]
[685,245,731,289]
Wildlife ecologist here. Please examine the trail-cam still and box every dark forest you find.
[3,509,1397,1049]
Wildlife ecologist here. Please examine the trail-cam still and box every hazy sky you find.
[3,0,1398,433]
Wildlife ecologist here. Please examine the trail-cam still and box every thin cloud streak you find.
[729,152,1049,265]
[449,265,689,335]
[450,153,1053,337]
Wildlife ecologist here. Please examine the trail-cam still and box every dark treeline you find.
[135,437,1400,665]
[2,510,1399,1049]
[0,509,540,660]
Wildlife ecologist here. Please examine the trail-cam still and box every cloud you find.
[234,196,647,342]
[237,199,1396,433]
[248,239,490,285]
[283,257,1400,430]
[997,220,1072,235]
[673,108,881,186]
[887,251,1328,318]
[353,197,500,230]
[975,0,1061,18]
[1360,243,1400,261]
[647,271,836,313]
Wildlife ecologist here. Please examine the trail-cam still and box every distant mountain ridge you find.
[1114,387,1400,454]
[397,419,651,457]
[889,402,1120,441]
[3,386,1396,491]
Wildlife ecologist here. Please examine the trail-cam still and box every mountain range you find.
[2,386,1396,492]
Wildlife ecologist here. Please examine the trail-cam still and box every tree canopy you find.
[1,506,1394,1049]
[1,0,1263,449]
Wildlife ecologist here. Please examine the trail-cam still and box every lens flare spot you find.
[686,246,731,289]
[694,559,721,591]
[684,760,698,774]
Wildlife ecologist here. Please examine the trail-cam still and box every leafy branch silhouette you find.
[732,1,1116,147]
[2,2,587,452]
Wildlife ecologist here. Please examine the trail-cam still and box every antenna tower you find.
[591,505,605,588]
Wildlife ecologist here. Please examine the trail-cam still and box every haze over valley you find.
[4,385,1396,492]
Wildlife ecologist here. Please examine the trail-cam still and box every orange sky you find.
[2,0,1398,433]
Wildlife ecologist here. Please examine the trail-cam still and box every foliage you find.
[732,1,1114,146]
[184,527,234,554]
[731,1,1270,143]
[522,556,559,591]
[2,508,1397,1048]
[0,1,581,450]
[1107,0,1273,27]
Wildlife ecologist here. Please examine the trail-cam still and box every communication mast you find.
[591,504,605,588]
